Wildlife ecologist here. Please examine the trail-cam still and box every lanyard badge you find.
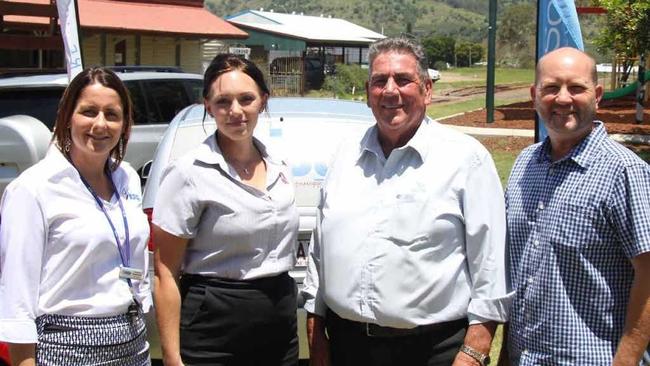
[71,161,142,315]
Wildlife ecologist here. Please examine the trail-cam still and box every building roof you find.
[4,0,247,39]
[227,10,385,45]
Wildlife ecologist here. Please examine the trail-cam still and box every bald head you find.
[535,47,598,87]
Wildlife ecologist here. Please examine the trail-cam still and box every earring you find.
[118,138,124,159]
[64,138,71,153]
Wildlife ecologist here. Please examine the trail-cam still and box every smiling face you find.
[68,83,124,166]
[366,51,432,148]
[532,48,603,146]
[204,70,268,143]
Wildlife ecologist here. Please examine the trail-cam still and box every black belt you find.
[328,310,468,338]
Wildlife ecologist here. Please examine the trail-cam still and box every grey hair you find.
[368,37,429,85]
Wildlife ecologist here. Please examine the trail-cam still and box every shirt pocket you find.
[379,192,432,245]
[547,204,602,250]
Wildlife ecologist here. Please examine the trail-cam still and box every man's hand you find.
[307,313,330,366]
[452,322,497,366]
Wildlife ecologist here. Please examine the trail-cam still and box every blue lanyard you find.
[71,162,131,270]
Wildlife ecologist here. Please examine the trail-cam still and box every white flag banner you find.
[56,0,83,80]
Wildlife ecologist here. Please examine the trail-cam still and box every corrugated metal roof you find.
[227,10,385,44]
[4,0,248,38]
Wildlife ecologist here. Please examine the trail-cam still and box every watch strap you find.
[459,344,490,366]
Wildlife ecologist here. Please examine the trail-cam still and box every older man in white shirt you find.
[302,37,512,366]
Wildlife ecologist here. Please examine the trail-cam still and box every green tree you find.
[422,36,455,68]
[455,42,483,67]
[593,0,650,82]
[497,2,536,68]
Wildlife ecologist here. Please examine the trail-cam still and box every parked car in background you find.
[141,98,376,362]
[0,68,203,194]
[428,68,441,82]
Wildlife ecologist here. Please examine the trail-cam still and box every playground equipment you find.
[604,70,650,100]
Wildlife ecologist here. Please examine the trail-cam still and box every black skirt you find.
[179,272,298,366]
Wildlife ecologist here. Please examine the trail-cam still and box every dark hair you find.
[368,37,429,86]
[52,67,134,170]
[203,54,270,108]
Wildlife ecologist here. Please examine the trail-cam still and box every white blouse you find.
[0,148,151,343]
[153,134,299,280]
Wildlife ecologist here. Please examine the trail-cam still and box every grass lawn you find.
[427,94,530,120]
[491,150,518,186]
[442,67,535,85]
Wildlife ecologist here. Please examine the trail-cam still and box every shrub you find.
[322,64,368,97]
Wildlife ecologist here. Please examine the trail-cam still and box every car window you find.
[184,80,203,104]
[124,81,150,125]
[0,88,63,130]
[142,80,190,123]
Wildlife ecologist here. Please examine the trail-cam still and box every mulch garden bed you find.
[438,96,650,153]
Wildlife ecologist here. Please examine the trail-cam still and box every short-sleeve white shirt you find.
[0,148,151,343]
[153,133,299,280]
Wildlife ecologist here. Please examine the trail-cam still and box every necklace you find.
[227,158,257,176]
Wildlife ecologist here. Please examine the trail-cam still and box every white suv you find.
[0,68,203,194]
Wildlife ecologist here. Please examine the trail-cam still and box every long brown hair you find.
[52,67,134,170]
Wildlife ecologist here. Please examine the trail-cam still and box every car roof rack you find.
[107,66,185,73]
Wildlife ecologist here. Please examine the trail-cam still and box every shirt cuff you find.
[303,296,327,317]
[467,291,514,323]
[468,313,495,325]
[0,318,38,343]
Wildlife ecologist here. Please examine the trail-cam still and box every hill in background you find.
[205,0,606,64]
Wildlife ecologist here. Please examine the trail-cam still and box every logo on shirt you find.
[121,188,141,201]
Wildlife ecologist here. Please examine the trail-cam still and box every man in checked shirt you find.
[505,47,650,365]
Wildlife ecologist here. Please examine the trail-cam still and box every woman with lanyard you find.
[0,67,151,365]
[153,54,299,366]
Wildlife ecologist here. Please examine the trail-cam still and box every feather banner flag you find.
[56,0,84,80]
[535,0,584,142]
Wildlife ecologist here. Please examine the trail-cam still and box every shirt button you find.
[528,277,534,284]
[537,201,545,210]
[549,167,555,174]
[533,240,539,247]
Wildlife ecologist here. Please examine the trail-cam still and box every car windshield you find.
[0,88,63,130]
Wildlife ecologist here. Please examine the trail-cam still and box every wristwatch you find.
[459,344,490,366]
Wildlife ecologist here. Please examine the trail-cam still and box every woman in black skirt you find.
[0,67,151,365]
[152,54,299,366]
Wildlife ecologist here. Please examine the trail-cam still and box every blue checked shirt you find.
[505,122,650,365]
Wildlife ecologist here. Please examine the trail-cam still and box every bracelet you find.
[459,344,490,366]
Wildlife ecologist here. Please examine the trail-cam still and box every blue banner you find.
[535,0,584,142]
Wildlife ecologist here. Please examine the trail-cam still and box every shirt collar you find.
[358,117,430,162]
[45,145,130,194]
[194,132,275,166]
[536,121,606,168]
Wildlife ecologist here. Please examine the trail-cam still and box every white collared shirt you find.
[303,118,512,328]
[153,133,299,279]
[0,148,151,343]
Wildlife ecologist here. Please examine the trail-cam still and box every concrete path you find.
[446,124,650,144]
